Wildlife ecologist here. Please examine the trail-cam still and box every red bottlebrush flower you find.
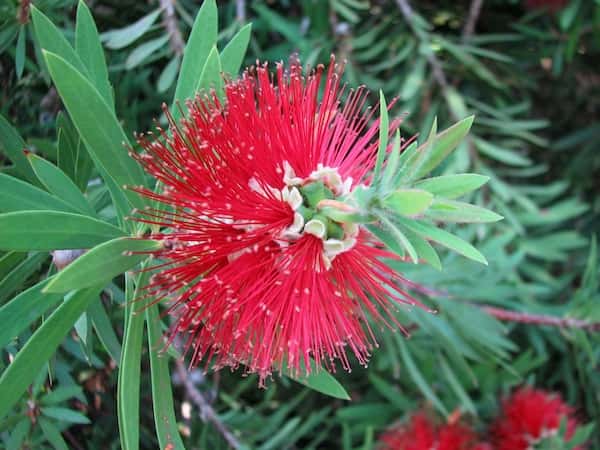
[378,412,482,450]
[132,58,424,382]
[490,387,583,450]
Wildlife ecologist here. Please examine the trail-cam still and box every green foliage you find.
[0,0,598,449]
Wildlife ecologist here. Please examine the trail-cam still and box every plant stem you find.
[174,359,244,449]
[479,305,600,332]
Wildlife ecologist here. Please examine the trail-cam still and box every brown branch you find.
[17,0,31,25]
[394,0,450,90]
[462,0,484,42]
[236,0,246,23]
[160,0,185,56]
[479,305,600,332]
[174,359,243,450]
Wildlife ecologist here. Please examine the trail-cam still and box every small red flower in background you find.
[132,58,423,382]
[490,387,583,450]
[378,412,485,450]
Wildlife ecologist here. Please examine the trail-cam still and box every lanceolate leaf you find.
[415,174,490,199]
[103,9,161,49]
[0,114,38,185]
[146,304,186,450]
[75,0,114,108]
[173,0,218,109]
[0,173,78,214]
[196,46,223,96]
[44,238,161,293]
[0,279,63,349]
[31,6,89,77]
[0,211,125,251]
[382,189,433,217]
[287,359,351,400]
[0,287,101,421]
[118,271,150,450]
[426,199,503,223]
[43,52,147,211]
[414,116,475,179]
[396,217,488,264]
[27,154,95,216]
[221,23,252,75]
[372,91,389,186]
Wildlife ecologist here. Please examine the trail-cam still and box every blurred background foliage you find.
[0,0,599,449]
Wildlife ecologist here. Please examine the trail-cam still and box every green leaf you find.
[401,227,442,270]
[0,253,48,304]
[41,406,91,424]
[118,271,150,450]
[382,189,433,217]
[196,45,223,96]
[415,174,489,199]
[396,217,488,264]
[44,238,160,293]
[0,114,40,185]
[31,6,89,77]
[473,137,532,166]
[377,215,419,264]
[0,211,125,251]
[221,23,252,75]
[0,173,78,213]
[75,0,113,108]
[426,199,503,223]
[39,418,69,450]
[146,304,186,450]
[41,386,84,405]
[89,298,122,363]
[173,0,218,109]
[372,91,389,187]
[6,419,30,450]
[27,154,95,216]
[0,252,26,280]
[15,26,26,79]
[381,131,402,190]
[397,338,448,416]
[43,51,147,210]
[0,287,100,421]
[0,278,63,349]
[414,116,474,179]
[125,35,169,70]
[103,9,162,50]
[289,361,351,400]
[157,56,180,93]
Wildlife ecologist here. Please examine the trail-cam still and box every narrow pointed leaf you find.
[146,304,186,450]
[31,6,89,77]
[173,0,218,108]
[382,189,433,217]
[415,174,489,199]
[103,9,162,50]
[0,211,125,251]
[45,238,160,293]
[414,116,474,178]
[289,361,351,400]
[0,278,63,349]
[221,24,252,76]
[27,154,95,216]
[0,173,77,213]
[372,91,389,186]
[426,199,503,223]
[0,113,38,185]
[397,218,488,264]
[43,52,147,210]
[75,0,113,107]
[0,287,101,421]
[196,46,223,95]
